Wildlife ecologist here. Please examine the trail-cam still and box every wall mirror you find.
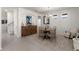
[43,16,50,24]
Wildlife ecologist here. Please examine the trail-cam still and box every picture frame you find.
[26,16,32,25]
[1,20,7,24]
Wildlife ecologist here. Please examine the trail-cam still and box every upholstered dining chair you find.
[47,27,56,40]
[38,27,45,38]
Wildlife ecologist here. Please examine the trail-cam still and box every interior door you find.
[7,12,14,35]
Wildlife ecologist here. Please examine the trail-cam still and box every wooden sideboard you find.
[21,25,37,36]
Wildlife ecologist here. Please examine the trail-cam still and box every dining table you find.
[40,28,53,39]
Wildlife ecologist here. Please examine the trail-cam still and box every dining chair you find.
[38,27,45,39]
[48,27,56,41]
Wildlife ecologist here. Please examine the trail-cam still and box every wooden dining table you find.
[40,28,53,39]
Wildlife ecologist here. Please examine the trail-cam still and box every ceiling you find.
[25,7,64,13]
[2,7,68,14]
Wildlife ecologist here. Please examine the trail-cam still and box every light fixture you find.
[47,7,50,17]
[43,7,50,24]
[47,7,53,17]
[49,15,52,17]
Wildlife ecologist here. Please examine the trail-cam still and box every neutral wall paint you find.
[49,8,79,35]
[7,11,14,34]
[2,11,7,20]
[19,8,42,26]
[13,8,19,38]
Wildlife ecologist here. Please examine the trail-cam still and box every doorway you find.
[1,7,15,49]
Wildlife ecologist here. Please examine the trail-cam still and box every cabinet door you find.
[21,26,37,36]
[31,26,37,34]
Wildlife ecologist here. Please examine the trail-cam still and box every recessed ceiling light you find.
[49,15,52,17]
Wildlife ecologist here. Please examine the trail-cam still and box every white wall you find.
[7,12,13,24]
[2,11,7,20]
[0,7,2,50]
[13,8,19,38]
[49,8,79,35]
[19,8,42,26]
[7,11,14,34]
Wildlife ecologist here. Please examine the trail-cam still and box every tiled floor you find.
[2,33,74,51]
